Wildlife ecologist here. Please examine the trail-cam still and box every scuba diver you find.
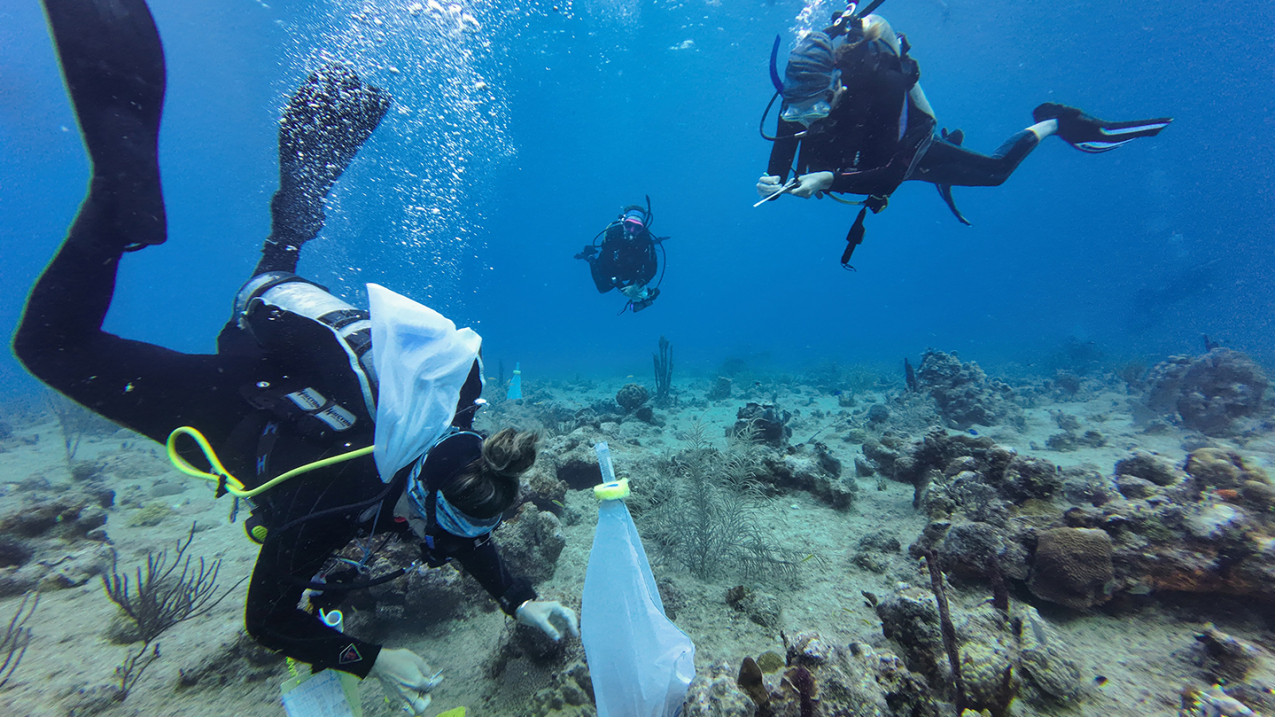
[574,198,668,313]
[757,1,1172,269]
[14,2,577,715]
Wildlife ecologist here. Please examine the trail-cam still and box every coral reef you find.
[615,383,650,413]
[1140,349,1269,436]
[692,631,939,717]
[724,585,782,629]
[730,403,792,448]
[1191,624,1263,685]
[1114,450,1185,486]
[173,631,284,690]
[493,503,567,585]
[707,376,733,401]
[759,442,854,510]
[874,583,1081,712]
[684,660,755,717]
[851,530,900,574]
[640,429,807,583]
[869,425,1275,611]
[1177,349,1268,435]
[487,620,592,716]
[915,350,1021,429]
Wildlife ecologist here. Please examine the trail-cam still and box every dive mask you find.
[405,430,501,538]
[781,31,838,127]
[435,492,501,538]
[781,96,834,126]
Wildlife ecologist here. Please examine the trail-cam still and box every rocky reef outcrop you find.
[0,479,116,596]
[915,350,1021,430]
[685,630,937,717]
[1140,348,1269,436]
[871,428,1275,610]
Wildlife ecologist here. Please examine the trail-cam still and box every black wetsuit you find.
[17,0,533,680]
[14,234,535,678]
[586,224,658,294]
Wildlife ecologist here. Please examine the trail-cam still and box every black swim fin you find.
[1033,103,1173,154]
[42,0,168,250]
[935,128,972,226]
[270,65,392,246]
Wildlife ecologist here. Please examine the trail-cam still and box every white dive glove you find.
[756,174,785,198]
[515,600,580,641]
[368,647,443,716]
[790,171,834,199]
[620,283,650,301]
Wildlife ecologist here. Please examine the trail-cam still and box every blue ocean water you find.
[1,0,1272,393]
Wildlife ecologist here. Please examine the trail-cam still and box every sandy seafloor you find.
[0,367,1273,717]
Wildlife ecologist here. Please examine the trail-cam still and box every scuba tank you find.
[233,272,379,421]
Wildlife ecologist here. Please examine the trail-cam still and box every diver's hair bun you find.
[441,428,539,519]
[481,428,540,477]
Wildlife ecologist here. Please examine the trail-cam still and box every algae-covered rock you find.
[683,660,755,717]
[1185,448,1269,490]
[128,501,173,527]
[1016,606,1083,703]
[493,503,566,585]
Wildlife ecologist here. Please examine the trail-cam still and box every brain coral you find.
[1028,527,1114,610]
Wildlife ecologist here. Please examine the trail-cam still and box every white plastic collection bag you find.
[582,445,695,717]
[367,284,482,483]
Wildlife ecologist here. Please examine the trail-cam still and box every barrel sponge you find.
[1029,528,1114,609]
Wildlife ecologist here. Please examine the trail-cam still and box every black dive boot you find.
[42,0,168,251]
[1033,103,1173,154]
[255,64,392,274]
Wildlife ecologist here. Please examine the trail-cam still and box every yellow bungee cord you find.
[166,426,373,498]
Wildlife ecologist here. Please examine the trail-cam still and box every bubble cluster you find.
[274,0,522,305]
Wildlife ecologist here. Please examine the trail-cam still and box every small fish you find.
[800,554,816,563]
[1094,676,1108,686]
[551,499,565,508]
[968,429,979,436]
[832,390,843,396]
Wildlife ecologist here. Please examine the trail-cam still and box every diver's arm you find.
[766,119,803,181]
[448,538,537,615]
[244,522,383,678]
[827,164,909,195]
[637,239,659,285]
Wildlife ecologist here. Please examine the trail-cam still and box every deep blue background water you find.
[2,0,1272,397]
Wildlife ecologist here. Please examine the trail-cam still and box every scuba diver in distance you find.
[14,2,577,715]
[574,197,669,313]
[757,1,1172,269]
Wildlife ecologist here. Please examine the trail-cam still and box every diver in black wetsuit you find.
[574,201,668,312]
[14,3,576,714]
[757,7,1172,267]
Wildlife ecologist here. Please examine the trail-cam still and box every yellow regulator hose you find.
[166,426,373,498]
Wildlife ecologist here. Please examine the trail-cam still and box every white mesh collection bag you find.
[367,283,482,483]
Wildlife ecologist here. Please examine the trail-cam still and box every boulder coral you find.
[1141,348,1268,436]
[615,383,651,413]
